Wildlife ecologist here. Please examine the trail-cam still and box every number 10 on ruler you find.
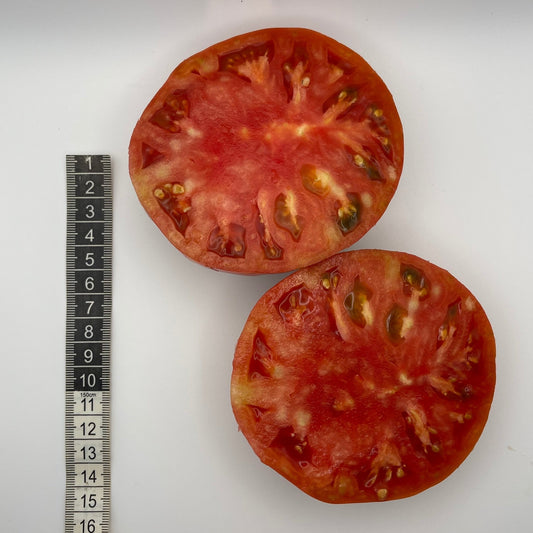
[66,155,111,533]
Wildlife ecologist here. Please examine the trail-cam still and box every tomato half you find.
[129,28,403,273]
[231,250,496,503]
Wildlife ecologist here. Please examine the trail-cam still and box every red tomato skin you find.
[129,28,403,274]
[231,250,496,503]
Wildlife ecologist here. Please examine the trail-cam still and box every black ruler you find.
[66,155,112,533]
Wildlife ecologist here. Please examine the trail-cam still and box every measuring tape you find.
[66,155,112,533]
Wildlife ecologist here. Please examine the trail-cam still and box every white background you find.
[1,1,532,531]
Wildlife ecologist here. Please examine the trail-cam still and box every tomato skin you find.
[129,28,403,273]
[231,250,496,503]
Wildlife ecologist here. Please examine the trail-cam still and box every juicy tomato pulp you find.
[129,28,403,273]
[231,250,496,503]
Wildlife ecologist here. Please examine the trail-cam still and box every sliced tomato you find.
[231,250,496,503]
[129,28,403,273]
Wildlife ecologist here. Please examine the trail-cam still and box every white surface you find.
[1,0,532,531]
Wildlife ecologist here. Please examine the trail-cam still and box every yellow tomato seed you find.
[377,488,388,500]
[172,183,185,195]
[354,154,365,167]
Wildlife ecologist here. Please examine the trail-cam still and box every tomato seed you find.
[376,488,388,500]
[353,154,365,167]
[153,188,166,200]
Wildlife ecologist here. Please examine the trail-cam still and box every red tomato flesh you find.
[129,28,403,273]
[231,250,496,502]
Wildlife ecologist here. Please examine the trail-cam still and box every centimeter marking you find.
[66,155,112,533]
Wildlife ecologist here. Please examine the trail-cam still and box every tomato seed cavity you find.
[327,50,355,77]
[271,426,312,466]
[282,41,310,102]
[248,330,275,380]
[337,193,362,234]
[277,285,315,323]
[207,223,246,258]
[385,304,408,344]
[141,143,164,169]
[436,299,462,348]
[323,86,359,121]
[218,40,274,82]
[247,404,268,421]
[274,192,303,240]
[344,277,373,327]
[256,211,284,260]
[301,164,331,196]
[321,268,340,290]
[401,264,431,300]
[149,89,189,133]
[153,182,190,235]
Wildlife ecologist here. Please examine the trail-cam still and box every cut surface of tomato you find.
[129,28,403,273]
[231,250,496,503]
